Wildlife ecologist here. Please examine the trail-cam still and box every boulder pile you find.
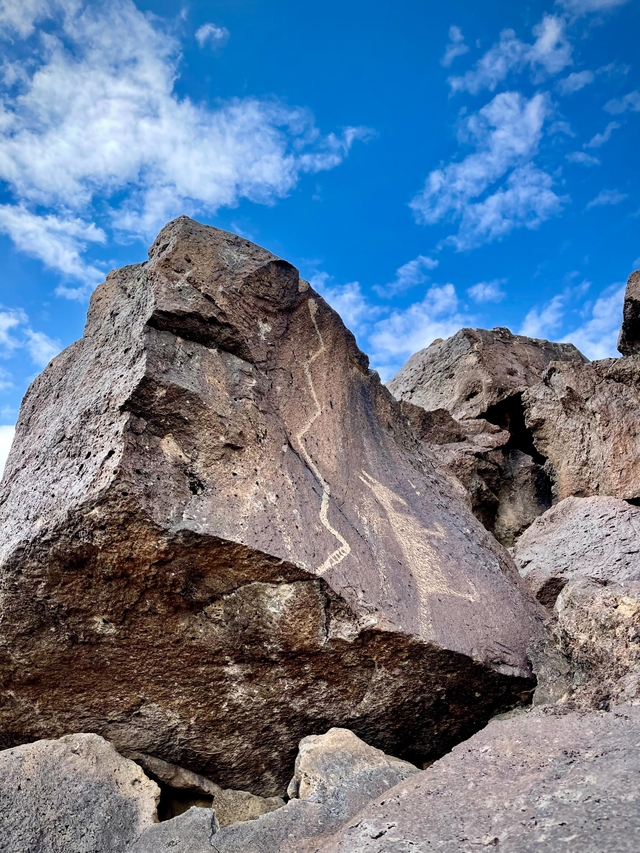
[0,218,638,851]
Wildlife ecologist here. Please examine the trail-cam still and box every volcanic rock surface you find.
[618,270,640,356]
[308,706,640,853]
[515,495,640,607]
[0,217,541,796]
[388,326,587,421]
[0,733,159,853]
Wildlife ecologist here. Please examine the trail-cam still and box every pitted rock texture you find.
[515,496,640,607]
[618,270,640,356]
[388,326,587,421]
[522,356,640,502]
[534,578,640,710]
[0,733,159,853]
[130,728,419,853]
[308,706,640,853]
[0,217,541,795]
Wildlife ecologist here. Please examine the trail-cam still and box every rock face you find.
[388,326,587,421]
[309,706,640,853]
[131,728,419,853]
[0,217,541,796]
[515,496,640,607]
[0,733,159,853]
[521,356,640,502]
[618,270,640,356]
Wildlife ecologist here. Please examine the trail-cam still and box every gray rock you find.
[309,706,640,853]
[515,496,640,607]
[618,270,640,356]
[388,326,587,421]
[0,217,542,794]
[0,733,159,853]
[130,728,419,853]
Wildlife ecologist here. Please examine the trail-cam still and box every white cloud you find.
[449,15,572,95]
[195,22,229,48]
[604,91,640,114]
[25,329,62,366]
[586,188,628,209]
[0,367,12,390]
[441,26,469,68]
[566,151,600,165]
[557,70,594,94]
[549,120,575,136]
[519,294,565,338]
[0,423,14,478]
[411,92,563,250]
[310,273,381,336]
[584,121,620,148]
[468,279,507,303]
[0,305,62,365]
[368,283,471,380]
[0,0,367,295]
[0,307,26,353]
[0,0,52,37]
[557,0,631,16]
[563,283,625,359]
[374,255,439,297]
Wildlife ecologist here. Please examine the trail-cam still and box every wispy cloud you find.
[0,423,15,478]
[519,294,565,338]
[373,255,439,297]
[604,90,640,114]
[566,151,600,165]
[468,279,507,303]
[195,22,230,48]
[449,15,572,95]
[586,188,628,209]
[441,26,469,68]
[561,283,625,359]
[310,273,382,337]
[557,0,632,16]
[0,0,368,297]
[557,70,594,94]
[584,121,620,148]
[0,305,62,366]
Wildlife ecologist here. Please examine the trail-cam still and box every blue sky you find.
[1,0,639,472]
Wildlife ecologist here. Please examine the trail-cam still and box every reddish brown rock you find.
[0,217,541,796]
[307,706,640,853]
[388,326,587,422]
[618,269,640,356]
[515,496,640,608]
[522,356,640,502]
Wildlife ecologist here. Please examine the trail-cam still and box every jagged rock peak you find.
[0,217,542,795]
[388,325,588,422]
[618,269,640,356]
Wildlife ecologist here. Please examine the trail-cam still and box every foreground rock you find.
[515,496,640,606]
[0,733,158,853]
[618,270,640,356]
[309,706,640,853]
[389,326,587,421]
[130,728,418,853]
[0,217,541,794]
[522,356,640,501]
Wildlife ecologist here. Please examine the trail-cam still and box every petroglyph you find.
[359,471,477,633]
[295,298,351,575]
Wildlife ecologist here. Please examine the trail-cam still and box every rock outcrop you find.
[0,733,159,853]
[618,270,640,356]
[0,217,541,796]
[130,728,419,853]
[388,327,587,421]
[308,706,640,853]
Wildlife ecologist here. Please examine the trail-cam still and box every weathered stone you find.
[522,356,640,502]
[534,578,640,710]
[515,496,640,607]
[0,733,159,853]
[400,403,551,546]
[388,326,587,421]
[124,752,284,824]
[0,217,541,795]
[618,269,640,356]
[308,706,640,853]
[130,728,418,853]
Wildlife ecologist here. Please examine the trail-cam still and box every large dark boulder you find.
[0,217,541,796]
[618,270,640,356]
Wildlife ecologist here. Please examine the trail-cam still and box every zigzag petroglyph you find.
[295,298,351,575]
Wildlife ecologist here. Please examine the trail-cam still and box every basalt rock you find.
[618,270,640,356]
[0,733,159,853]
[522,356,640,502]
[388,326,587,422]
[515,496,640,608]
[130,728,419,853]
[308,706,640,853]
[0,217,541,796]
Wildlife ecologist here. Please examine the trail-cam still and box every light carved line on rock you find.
[295,299,351,575]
